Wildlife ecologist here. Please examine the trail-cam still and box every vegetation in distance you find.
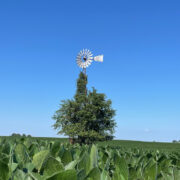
[1,134,180,152]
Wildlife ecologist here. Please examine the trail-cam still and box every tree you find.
[53,72,116,144]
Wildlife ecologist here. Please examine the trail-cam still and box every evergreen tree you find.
[53,72,116,144]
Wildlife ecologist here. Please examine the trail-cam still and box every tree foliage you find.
[53,72,116,144]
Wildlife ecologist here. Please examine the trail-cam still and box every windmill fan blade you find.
[76,49,99,69]
[94,55,103,62]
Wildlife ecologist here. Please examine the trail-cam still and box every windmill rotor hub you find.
[83,56,87,61]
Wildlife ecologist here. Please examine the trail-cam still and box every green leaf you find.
[13,169,25,180]
[77,169,86,180]
[9,162,18,172]
[14,143,28,164]
[1,142,11,155]
[143,159,157,180]
[24,162,35,172]
[89,145,98,171]
[51,142,61,157]
[29,172,45,180]
[61,149,73,166]
[158,159,172,174]
[112,170,120,180]
[129,167,138,180]
[114,155,128,180]
[47,169,77,180]
[173,167,180,180]
[42,156,64,178]
[86,167,101,180]
[65,159,78,170]
[77,151,90,175]
[100,170,111,180]
[161,167,180,180]
[32,150,49,172]
[29,144,39,157]
[0,161,9,180]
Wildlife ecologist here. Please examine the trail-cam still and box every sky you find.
[0,0,179,142]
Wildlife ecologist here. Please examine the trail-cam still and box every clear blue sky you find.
[0,0,179,142]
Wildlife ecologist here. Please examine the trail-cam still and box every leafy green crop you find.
[0,137,180,180]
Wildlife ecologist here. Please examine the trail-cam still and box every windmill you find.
[76,49,103,74]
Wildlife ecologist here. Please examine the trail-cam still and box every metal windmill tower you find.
[76,49,103,74]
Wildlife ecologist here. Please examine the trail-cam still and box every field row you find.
[0,137,180,179]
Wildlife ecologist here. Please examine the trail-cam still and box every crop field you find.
[0,136,180,180]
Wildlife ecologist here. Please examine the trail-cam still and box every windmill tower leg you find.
[82,68,87,95]
[83,68,86,75]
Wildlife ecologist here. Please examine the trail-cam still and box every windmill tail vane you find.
[94,55,103,62]
[76,49,103,73]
